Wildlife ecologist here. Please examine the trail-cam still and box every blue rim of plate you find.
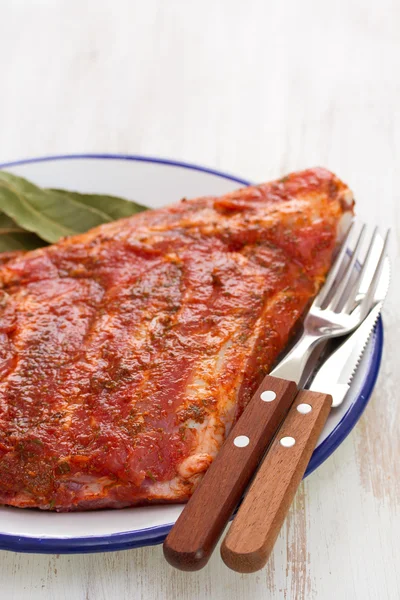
[0,153,384,554]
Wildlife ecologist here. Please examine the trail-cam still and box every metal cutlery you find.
[163,226,389,572]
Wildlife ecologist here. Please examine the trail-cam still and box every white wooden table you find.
[0,1,399,598]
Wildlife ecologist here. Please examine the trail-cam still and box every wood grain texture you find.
[221,390,332,573]
[0,0,399,598]
[164,377,297,571]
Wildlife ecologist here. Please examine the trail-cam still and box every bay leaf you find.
[0,212,46,252]
[0,171,148,244]
[50,189,148,220]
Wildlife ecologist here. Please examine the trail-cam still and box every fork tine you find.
[313,221,355,308]
[342,226,380,312]
[326,224,366,311]
[357,229,390,317]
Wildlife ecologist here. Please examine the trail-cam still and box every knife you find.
[220,274,389,573]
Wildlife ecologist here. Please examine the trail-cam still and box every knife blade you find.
[310,300,382,407]
[220,259,390,573]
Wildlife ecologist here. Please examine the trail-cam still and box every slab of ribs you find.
[0,168,353,510]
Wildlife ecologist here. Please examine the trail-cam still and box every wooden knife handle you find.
[163,375,298,571]
[221,389,332,573]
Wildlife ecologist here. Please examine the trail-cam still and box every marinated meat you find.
[0,168,354,510]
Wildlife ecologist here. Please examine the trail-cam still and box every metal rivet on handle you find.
[234,435,250,448]
[260,390,276,402]
[297,403,312,414]
[280,436,296,447]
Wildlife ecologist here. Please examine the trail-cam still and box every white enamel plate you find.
[0,155,383,553]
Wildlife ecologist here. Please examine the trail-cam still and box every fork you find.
[163,224,388,571]
[272,223,387,385]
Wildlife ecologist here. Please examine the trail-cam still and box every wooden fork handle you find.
[221,389,332,573]
[163,375,298,571]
